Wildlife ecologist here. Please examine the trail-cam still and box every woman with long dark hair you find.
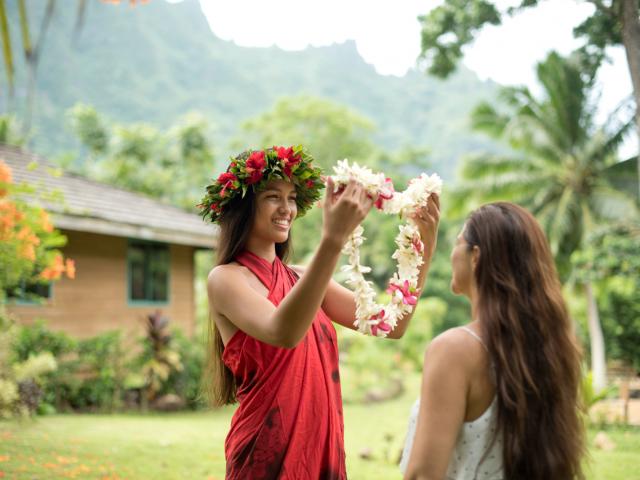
[201,146,440,479]
[401,202,585,480]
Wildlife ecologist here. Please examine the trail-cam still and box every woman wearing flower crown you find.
[400,202,585,480]
[200,146,440,479]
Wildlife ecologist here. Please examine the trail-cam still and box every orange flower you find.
[39,268,59,281]
[0,161,12,197]
[16,226,35,242]
[65,259,76,279]
[40,254,65,281]
[15,226,40,260]
[20,243,36,262]
[0,201,17,231]
[40,210,54,233]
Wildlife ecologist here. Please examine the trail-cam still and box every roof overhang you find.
[53,213,218,249]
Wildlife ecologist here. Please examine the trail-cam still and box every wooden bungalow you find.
[2,144,217,338]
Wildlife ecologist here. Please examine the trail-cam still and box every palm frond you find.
[456,172,551,205]
[529,184,563,216]
[536,52,589,147]
[460,154,537,179]
[589,185,640,222]
[470,102,509,138]
[446,188,485,219]
[0,0,13,94]
[602,157,639,199]
[548,185,578,254]
[598,105,635,161]
[507,99,573,158]
[18,0,31,59]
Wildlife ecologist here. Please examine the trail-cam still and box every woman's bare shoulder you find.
[424,326,486,368]
[207,262,250,291]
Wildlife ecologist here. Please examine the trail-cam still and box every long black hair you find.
[205,183,291,406]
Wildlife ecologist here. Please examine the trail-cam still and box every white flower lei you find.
[331,160,443,337]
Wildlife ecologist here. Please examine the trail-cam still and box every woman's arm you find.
[309,193,441,339]
[208,178,373,349]
[403,331,470,480]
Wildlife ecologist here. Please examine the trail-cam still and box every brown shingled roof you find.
[1,144,217,249]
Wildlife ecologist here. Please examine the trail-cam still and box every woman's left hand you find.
[411,193,440,260]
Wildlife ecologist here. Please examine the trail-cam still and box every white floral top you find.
[399,327,504,479]
[399,397,504,479]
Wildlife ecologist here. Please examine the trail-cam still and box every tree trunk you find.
[619,0,640,198]
[585,281,607,393]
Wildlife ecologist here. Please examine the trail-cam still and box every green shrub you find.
[0,314,58,417]
[68,331,125,411]
[13,319,76,361]
[162,329,206,409]
[12,321,126,412]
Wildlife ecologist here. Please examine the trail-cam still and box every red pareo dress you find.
[222,250,346,479]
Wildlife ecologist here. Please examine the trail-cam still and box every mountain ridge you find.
[2,0,499,179]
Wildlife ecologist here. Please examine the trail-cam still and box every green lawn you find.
[1,377,639,480]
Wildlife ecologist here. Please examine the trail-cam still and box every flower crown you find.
[198,145,324,223]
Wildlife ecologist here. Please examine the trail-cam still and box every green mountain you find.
[2,0,498,179]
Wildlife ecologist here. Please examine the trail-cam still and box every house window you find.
[6,281,52,304]
[128,241,169,303]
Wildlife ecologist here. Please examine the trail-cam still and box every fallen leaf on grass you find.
[70,465,91,474]
[0,456,8,462]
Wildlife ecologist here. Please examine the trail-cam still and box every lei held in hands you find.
[330,160,443,337]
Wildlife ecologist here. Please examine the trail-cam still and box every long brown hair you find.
[463,202,585,479]
[205,180,291,407]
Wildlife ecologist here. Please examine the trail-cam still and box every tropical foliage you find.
[451,50,639,390]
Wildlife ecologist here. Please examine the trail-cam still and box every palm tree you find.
[453,51,639,392]
[1,0,56,119]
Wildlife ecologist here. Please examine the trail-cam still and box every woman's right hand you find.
[321,177,374,248]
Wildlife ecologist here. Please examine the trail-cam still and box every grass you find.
[1,377,639,479]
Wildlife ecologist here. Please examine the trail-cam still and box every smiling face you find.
[250,179,298,244]
[450,225,478,298]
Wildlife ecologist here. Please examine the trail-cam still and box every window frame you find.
[5,280,53,306]
[126,239,171,307]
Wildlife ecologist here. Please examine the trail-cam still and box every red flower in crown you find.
[275,146,302,178]
[275,146,294,160]
[246,151,266,184]
[217,172,236,184]
[217,172,238,198]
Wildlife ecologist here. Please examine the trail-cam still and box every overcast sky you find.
[184,0,633,152]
